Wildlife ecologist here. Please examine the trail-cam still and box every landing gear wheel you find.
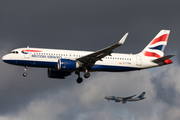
[77,77,83,84]
[23,73,27,77]
[122,101,126,104]
[23,66,28,77]
[84,72,90,78]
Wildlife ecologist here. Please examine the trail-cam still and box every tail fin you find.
[140,30,170,58]
[137,92,146,99]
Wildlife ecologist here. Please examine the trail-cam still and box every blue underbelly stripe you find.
[91,65,140,72]
[3,60,57,68]
[3,60,139,71]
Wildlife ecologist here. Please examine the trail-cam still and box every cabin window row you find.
[33,52,131,60]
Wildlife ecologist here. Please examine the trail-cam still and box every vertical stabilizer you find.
[139,30,170,58]
[137,92,146,99]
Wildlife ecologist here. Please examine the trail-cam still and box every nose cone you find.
[104,96,109,100]
[2,54,10,63]
[2,55,7,61]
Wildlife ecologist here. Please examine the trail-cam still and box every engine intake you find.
[58,59,79,70]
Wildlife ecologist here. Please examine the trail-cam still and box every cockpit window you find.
[10,51,18,54]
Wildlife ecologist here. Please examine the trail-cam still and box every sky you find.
[0,0,180,120]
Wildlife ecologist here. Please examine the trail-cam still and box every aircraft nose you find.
[2,54,10,62]
[104,96,108,99]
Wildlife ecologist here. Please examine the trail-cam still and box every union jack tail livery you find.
[140,30,170,58]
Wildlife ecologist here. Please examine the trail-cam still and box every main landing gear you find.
[84,69,90,78]
[122,101,126,104]
[23,66,28,77]
[75,70,90,84]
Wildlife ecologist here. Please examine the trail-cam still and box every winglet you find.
[118,33,129,45]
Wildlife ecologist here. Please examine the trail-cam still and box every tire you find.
[23,73,27,77]
[77,77,83,83]
[84,72,90,78]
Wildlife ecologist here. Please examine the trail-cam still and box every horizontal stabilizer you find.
[152,55,175,63]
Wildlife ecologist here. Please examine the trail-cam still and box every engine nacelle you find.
[48,68,71,79]
[115,99,120,102]
[57,59,80,70]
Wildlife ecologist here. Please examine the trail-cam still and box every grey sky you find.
[0,0,180,120]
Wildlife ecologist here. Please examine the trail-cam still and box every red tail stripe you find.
[150,34,169,45]
[144,51,161,58]
[22,50,42,52]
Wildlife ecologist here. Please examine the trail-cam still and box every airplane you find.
[2,30,174,83]
[104,92,146,104]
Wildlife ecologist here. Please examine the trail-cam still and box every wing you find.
[118,94,137,100]
[76,33,128,68]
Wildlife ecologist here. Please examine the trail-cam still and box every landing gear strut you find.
[75,69,91,83]
[84,69,90,78]
[23,66,28,77]
[75,71,83,84]
[122,101,126,104]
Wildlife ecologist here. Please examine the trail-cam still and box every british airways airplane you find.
[2,30,174,83]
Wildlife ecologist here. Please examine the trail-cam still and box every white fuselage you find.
[2,47,159,72]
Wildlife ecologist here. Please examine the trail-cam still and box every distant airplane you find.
[2,30,174,83]
[104,92,146,104]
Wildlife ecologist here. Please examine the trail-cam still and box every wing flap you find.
[117,94,136,100]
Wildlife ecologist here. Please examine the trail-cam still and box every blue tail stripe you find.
[149,45,165,51]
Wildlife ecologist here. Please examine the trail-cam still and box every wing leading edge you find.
[76,33,129,68]
[117,94,137,100]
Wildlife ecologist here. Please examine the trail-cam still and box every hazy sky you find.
[1,1,180,120]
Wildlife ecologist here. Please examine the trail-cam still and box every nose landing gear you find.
[23,66,28,77]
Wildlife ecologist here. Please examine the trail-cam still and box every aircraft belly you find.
[91,64,140,72]
[4,59,57,68]
[126,98,140,101]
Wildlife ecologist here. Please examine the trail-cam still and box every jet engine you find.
[57,59,80,70]
[115,99,120,102]
[48,68,72,79]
